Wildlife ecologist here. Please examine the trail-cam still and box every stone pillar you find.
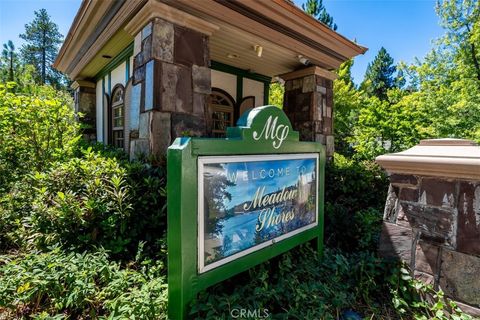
[280,66,336,157]
[376,139,480,317]
[71,80,96,142]
[124,1,218,160]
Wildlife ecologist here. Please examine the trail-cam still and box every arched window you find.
[110,85,125,149]
[208,88,235,137]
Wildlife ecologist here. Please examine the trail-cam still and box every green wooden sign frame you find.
[167,106,325,319]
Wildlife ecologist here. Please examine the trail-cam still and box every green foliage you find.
[121,156,167,259]
[4,150,131,253]
[0,147,167,260]
[268,82,284,108]
[1,40,20,82]
[341,1,480,161]
[192,244,407,319]
[192,245,474,319]
[19,9,66,88]
[0,84,80,193]
[361,47,397,100]
[0,248,167,319]
[324,154,388,251]
[302,0,337,31]
[436,0,480,84]
[333,60,363,156]
[350,89,435,159]
[389,265,473,320]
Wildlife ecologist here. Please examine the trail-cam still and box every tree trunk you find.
[470,43,480,82]
[42,29,46,84]
[465,25,480,84]
[9,51,13,81]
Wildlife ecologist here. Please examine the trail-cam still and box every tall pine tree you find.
[302,0,337,31]
[19,9,64,86]
[1,40,18,82]
[361,47,396,100]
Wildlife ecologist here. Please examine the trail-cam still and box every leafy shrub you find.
[389,265,473,320]
[0,149,131,254]
[191,244,393,319]
[192,245,474,319]
[0,146,167,260]
[0,84,79,193]
[0,247,167,319]
[122,159,167,259]
[324,154,388,251]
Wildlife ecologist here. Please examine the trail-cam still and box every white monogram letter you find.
[252,116,289,149]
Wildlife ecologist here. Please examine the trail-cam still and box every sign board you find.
[167,106,325,319]
[198,154,318,273]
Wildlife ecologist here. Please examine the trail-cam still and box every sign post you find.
[167,106,325,319]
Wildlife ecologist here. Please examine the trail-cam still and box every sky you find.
[0,0,444,84]
[0,0,80,50]
[298,0,444,83]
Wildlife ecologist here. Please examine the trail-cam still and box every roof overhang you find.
[54,0,367,80]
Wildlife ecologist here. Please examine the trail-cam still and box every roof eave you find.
[55,0,368,78]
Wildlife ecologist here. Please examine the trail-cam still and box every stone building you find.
[54,0,366,159]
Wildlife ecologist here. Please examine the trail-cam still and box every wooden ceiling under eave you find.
[163,0,366,76]
[210,21,302,77]
[80,29,133,79]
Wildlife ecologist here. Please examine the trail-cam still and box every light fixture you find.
[227,53,239,59]
[254,45,263,57]
[297,55,310,66]
[273,76,285,85]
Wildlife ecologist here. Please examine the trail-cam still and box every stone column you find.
[280,66,336,157]
[71,80,96,142]
[124,1,218,160]
[376,139,480,317]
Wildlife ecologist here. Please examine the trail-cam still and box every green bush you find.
[122,159,167,259]
[0,247,167,319]
[0,146,167,260]
[192,245,474,319]
[324,154,388,251]
[1,149,131,253]
[389,265,473,320]
[0,83,79,193]
[191,244,393,319]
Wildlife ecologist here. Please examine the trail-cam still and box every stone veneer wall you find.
[282,74,334,156]
[377,141,480,316]
[128,18,211,159]
[73,82,96,142]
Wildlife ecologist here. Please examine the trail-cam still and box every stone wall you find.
[128,18,211,160]
[72,81,96,142]
[377,139,480,316]
[281,68,335,157]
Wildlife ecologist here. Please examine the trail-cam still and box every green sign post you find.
[167,106,325,319]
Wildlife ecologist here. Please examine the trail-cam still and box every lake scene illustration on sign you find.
[198,153,318,272]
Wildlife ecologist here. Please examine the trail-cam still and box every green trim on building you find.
[107,73,111,96]
[264,82,270,105]
[94,42,134,81]
[211,60,272,107]
[236,75,243,104]
[101,77,105,142]
[125,57,130,83]
[211,60,271,83]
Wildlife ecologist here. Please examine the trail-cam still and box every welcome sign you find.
[167,106,325,319]
[199,154,318,272]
